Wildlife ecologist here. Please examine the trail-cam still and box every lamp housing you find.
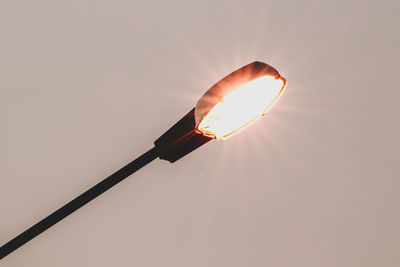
[155,61,286,162]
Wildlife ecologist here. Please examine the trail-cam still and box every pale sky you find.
[1,0,399,266]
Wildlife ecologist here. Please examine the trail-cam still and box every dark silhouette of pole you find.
[0,147,158,260]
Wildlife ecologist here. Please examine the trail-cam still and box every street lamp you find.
[0,61,286,259]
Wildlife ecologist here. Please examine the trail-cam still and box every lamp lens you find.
[197,75,285,139]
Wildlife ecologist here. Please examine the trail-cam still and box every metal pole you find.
[0,147,159,259]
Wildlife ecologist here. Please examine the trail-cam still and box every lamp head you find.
[195,61,286,139]
[154,61,286,162]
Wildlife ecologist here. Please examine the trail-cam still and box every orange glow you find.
[196,75,286,140]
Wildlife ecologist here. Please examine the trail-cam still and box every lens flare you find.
[196,75,286,140]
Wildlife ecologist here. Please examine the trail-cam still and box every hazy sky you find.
[1,0,399,266]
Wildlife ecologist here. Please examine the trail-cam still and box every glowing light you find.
[196,75,286,140]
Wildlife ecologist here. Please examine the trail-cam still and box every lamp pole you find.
[0,147,158,259]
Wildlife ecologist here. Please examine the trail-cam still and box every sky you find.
[1,0,399,266]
